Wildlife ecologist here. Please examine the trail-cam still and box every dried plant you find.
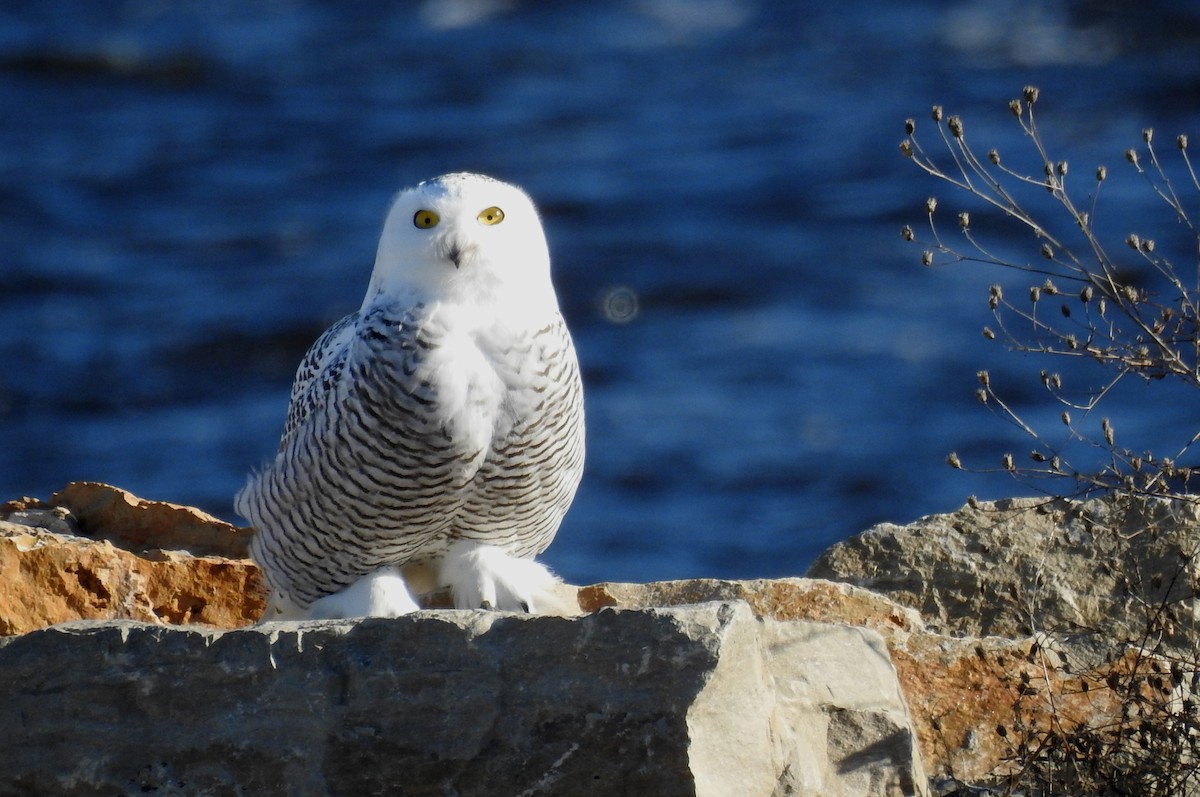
[979,617,1199,797]
[901,86,1200,501]
[903,89,1200,797]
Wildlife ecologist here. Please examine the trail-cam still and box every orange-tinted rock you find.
[0,484,265,635]
[578,577,922,635]
[50,481,253,558]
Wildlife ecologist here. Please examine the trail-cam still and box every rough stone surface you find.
[48,481,254,558]
[579,577,924,635]
[0,603,926,797]
[807,495,1200,789]
[808,494,1200,653]
[0,484,264,634]
[579,576,1179,789]
[8,485,1195,794]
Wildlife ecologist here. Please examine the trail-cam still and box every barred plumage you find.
[236,174,585,618]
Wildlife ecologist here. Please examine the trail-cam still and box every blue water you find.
[3,1,1200,585]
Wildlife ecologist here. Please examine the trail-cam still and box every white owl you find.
[236,173,585,619]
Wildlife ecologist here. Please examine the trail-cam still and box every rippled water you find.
[3,1,1199,584]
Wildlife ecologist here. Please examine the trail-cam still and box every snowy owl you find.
[236,173,585,619]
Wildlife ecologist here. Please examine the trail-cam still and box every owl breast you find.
[455,313,586,559]
[358,299,586,562]
[239,298,585,608]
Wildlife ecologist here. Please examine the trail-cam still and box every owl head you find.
[365,173,556,313]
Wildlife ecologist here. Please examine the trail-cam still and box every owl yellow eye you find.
[477,206,505,226]
[413,210,440,229]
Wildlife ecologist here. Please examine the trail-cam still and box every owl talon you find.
[442,540,560,613]
[304,566,419,620]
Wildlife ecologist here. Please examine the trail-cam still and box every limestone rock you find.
[807,495,1200,790]
[807,495,1200,652]
[0,603,927,797]
[0,484,264,634]
[578,577,1154,789]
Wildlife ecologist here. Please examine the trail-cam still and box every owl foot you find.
[441,540,560,613]
[305,565,420,619]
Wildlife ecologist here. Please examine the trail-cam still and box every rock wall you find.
[3,484,1199,795]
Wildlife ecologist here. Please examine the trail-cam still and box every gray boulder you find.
[0,602,926,797]
[808,495,1200,655]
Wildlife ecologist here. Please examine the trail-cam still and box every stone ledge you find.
[0,603,925,797]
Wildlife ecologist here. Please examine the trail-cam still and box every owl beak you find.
[443,240,477,270]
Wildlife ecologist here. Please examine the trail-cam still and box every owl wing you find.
[278,312,358,452]
[241,301,485,607]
